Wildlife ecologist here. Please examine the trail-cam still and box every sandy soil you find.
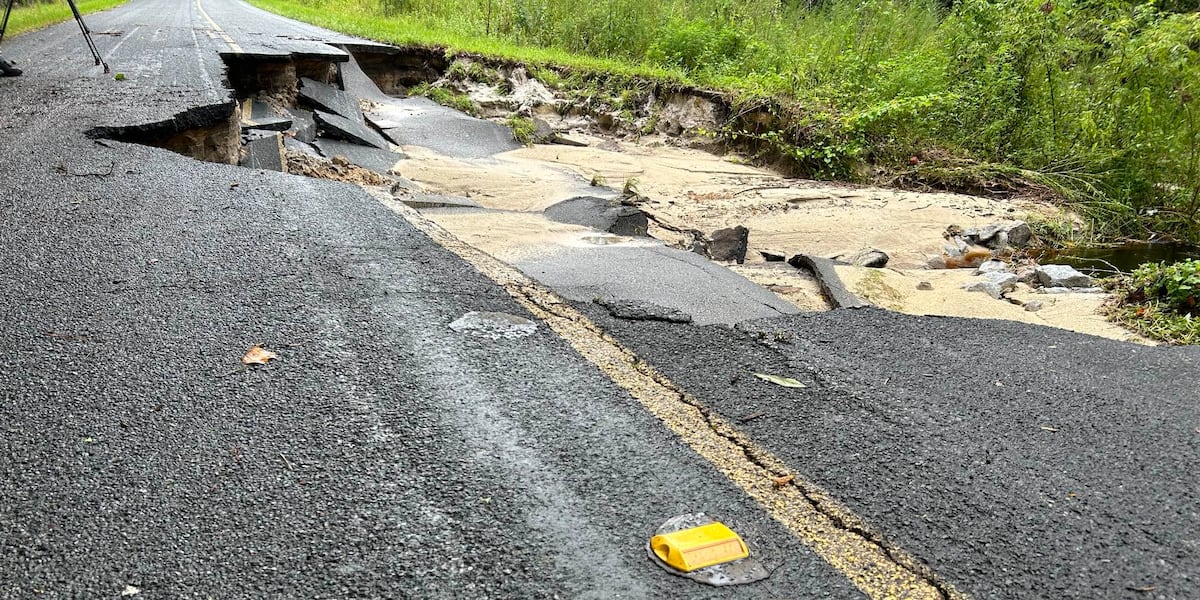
[393,132,1145,344]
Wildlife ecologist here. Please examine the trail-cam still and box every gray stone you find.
[298,77,365,123]
[975,260,1009,275]
[983,271,1019,291]
[847,248,890,268]
[1036,264,1093,288]
[1039,286,1105,294]
[314,111,392,150]
[1016,267,1040,285]
[1024,300,1044,312]
[531,117,556,144]
[707,226,749,264]
[594,298,693,323]
[962,281,1004,299]
[314,138,404,173]
[240,131,284,172]
[916,281,934,291]
[944,237,969,257]
[964,221,1033,249]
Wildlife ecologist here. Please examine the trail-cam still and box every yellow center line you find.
[370,189,970,600]
[195,0,243,54]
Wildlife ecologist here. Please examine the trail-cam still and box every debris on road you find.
[241,345,278,365]
[753,373,807,389]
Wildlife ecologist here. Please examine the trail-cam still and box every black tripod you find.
[0,0,110,73]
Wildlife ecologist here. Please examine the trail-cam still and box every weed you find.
[1108,259,1200,344]
[409,82,478,116]
[506,115,536,145]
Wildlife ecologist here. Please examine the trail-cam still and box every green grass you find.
[2,0,127,38]
[249,0,1200,244]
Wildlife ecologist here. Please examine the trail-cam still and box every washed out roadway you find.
[0,0,1197,598]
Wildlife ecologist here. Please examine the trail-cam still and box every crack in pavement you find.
[370,187,971,600]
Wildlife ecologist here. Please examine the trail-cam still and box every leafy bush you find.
[408,83,478,116]
[1110,259,1200,344]
[506,115,536,145]
[645,20,749,73]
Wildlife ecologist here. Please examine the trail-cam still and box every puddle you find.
[449,311,537,339]
[1034,243,1200,275]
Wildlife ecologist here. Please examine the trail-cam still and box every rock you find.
[963,272,1018,299]
[944,236,969,257]
[298,77,365,123]
[916,281,934,291]
[1016,266,1040,285]
[1024,300,1044,312]
[963,220,1033,249]
[1039,286,1105,294]
[925,256,947,269]
[974,260,1009,275]
[962,281,1004,299]
[313,111,392,150]
[531,117,556,144]
[240,131,285,172]
[759,249,787,262]
[707,226,749,264]
[1036,264,1093,288]
[846,248,889,268]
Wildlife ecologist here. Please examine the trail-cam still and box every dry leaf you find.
[121,585,140,597]
[773,474,795,488]
[1040,426,1059,432]
[242,345,278,365]
[753,373,807,388]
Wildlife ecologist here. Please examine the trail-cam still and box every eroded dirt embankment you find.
[92,44,1145,343]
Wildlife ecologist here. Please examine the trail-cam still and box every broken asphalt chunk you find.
[449,311,537,340]
[298,76,365,123]
[313,111,392,150]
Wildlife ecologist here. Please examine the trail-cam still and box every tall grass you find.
[1,0,127,38]
[253,0,1200,242]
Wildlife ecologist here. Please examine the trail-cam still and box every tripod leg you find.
[65,0,109,73]
[1,0,16,47]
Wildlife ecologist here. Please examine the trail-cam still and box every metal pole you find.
[66,0,108,72]
[1,0,17,47]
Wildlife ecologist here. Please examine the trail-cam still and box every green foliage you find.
[408,82,478,115]
[645,20,748,73]
[1,0,127,37]
[506,115,535,145]
[251,0,1200,241]
[1110,259,1200,344]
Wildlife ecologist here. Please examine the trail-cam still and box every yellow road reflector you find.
[651,522,749,573]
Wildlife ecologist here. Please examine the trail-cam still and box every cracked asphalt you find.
[1,0,1198,598]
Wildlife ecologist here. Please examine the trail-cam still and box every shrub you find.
[1110,259,1200,344]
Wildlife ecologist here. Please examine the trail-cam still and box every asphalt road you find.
[1,0,1197,599]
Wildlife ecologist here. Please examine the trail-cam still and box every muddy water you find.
[1036,243,1200,274]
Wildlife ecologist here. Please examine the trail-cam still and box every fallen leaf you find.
[241,345,278,365]
[753,373,806,388]
[772,474,795,488]
[1040,426,1059,432]
[121,585,140,597]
